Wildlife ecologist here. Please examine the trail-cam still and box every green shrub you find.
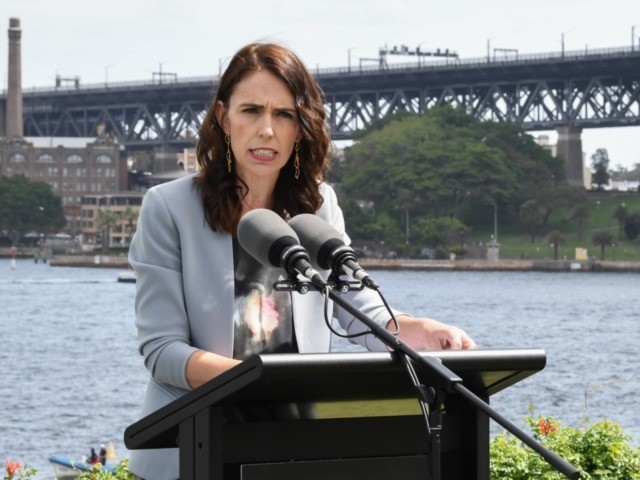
[449,245,468,258]
[76,459,134,480]
[490,411,640,479]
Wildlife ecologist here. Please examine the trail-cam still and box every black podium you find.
[124,349,545,480]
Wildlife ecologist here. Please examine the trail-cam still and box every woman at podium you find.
[128,42,476,480]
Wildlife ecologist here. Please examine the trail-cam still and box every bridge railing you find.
[312,45,640,76]
[5,45,639,96]
[14,75,218,95]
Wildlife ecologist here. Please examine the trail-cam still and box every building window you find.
[96,154,112,164]
[67,154,83,164]
[10,153,26,163]
[37,153,55,163]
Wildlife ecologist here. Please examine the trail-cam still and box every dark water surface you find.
[1,260,638,477]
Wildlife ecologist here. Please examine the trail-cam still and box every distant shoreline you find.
[360,258,640,272]
[38,255,640,272]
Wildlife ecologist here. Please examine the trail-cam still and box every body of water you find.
[1,259,638,478]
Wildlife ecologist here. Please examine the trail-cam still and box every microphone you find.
[288,214,378,289]
[237,209,326,290]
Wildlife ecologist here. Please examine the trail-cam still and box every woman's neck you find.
[239,180,275,213]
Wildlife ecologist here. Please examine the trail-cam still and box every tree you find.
[120,206,139,246]
[0,175,65,245]
[592,231,615,260]
[590,148,610,190]
[519,199,545,242]
[546,230,566,260]
[412,216,470,253]
[623,212,640,241]
[568,203,592,241]
[95,209,120,254]
[340,106,564,242]
[612,203,628,240]
[342,107,519,217]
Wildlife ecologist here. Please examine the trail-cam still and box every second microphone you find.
[288,214,378,289]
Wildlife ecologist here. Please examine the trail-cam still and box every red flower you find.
[5,460,21,477]
[538,418,557,436]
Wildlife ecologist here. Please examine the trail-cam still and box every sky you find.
[2,0,640,170]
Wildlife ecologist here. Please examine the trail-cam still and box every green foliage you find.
[546,230,566,260]
[3,460,36,480]
[519,199,545,242]
[591,148,611,190]
[568,203,592,241]
[95,209,121,253]
[340,106,571,253]
[612,204,628,241]
[412,216,469,249]
[76,460,134,480]
[490,413,640,479]
[449,245,468,258]
[592,231,615,260]
[0,175,65,244]
[624,212,640,241]
[343,107,519,217]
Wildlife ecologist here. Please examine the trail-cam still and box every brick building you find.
[80,191,144,251]
[0,136,124,235]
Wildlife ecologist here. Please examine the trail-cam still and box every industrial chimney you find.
[6,17,23,138]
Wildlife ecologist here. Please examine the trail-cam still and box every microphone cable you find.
[320,283,400,340]
[401,353,435,479]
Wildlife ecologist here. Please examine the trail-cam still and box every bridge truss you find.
[13,47,640,149]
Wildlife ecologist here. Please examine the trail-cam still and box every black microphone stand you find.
[291,278,581,480]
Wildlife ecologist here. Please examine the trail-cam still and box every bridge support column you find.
[556,125,584,188]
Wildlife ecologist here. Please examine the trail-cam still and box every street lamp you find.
[561,31,569,57]
[54,68,63,88]
[404,207,410,245]
[486,37,496,63]
[348,47,357,72]
[493,203,498,243]
[633,25,640,51]
[417,41,428,66]
[105,64,114,86]
[394,205,410,245]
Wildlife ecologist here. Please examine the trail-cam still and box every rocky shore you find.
[43,255,640,272]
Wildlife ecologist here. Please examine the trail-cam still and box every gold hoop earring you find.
[294,141,300,180]
[225,132,232,173]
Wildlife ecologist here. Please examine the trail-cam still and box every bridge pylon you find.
[556,125,585,188]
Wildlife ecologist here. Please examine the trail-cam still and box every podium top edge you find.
[125,348,545,450]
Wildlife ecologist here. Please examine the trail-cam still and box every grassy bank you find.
[467,193,640,261]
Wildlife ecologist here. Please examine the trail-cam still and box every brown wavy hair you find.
[194,43,331,234]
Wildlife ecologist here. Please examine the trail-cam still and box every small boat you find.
[50,442,120,478]
[48,455,114,478]
[117,270,136,283]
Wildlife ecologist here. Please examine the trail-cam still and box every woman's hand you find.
[186,350,242,389]
[388,315,477,351]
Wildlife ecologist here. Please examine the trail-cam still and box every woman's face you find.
[216,70,301,187]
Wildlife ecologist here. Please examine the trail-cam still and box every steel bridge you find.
[4,45,640,150]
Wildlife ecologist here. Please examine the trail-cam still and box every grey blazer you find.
[127,174,397,480]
